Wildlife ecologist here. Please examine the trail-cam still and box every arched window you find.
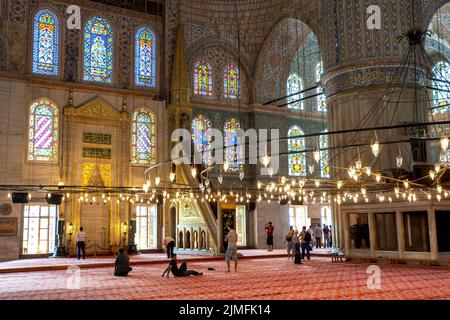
[131,110,156,165]
[316,61,326,112]
[83,16,114,84]
[224,118,243,172]
[224,64,240,99]
[193,61,213,96]
[287,74,303,110]
[320,130,330,178]
[192,115,212,165]
[32,9,60,76]
[433,61,450,114]
[28,98,59,161]
[135,26,156,87]
[288,126,306,176]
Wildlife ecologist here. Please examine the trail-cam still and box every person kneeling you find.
[161,254,203,277]
[114,249,132,276]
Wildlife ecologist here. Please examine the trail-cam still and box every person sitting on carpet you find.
[161,254,203,278]
[114,249,133,277]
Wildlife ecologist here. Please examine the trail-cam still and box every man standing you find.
[163,235,176,258]
[265,222,274,252]
[323,225,330,248]
[114,249,132,276]
[76,227,86,260]
[315,224,323,249]
[307,226,314,251]
[300,226,311,260]
[224,225,238,272]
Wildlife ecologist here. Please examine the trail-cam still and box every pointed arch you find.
[224,64,240,99]
[83,16,114,84]
[224,118,243,172]
[433,61,450,114]
[135,26,156,87]
[28,97,59,161]
[32,8,60,76]
[193,61,213,96]
[288,126,306,177]
[287,73,303,110]
[131,109,156,165]
[192,115,212,165]
[320,130,330,178]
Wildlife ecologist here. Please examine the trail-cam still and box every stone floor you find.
[0,256,448,300]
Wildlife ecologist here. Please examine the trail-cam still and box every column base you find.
[52,246,67,257]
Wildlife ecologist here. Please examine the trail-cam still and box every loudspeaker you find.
[12,192,29,204]
[248,202,256,211]
[46,193,63,205]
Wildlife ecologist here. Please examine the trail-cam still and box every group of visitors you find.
[310,224,332,248]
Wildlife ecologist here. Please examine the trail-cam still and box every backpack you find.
[304,232,311,242]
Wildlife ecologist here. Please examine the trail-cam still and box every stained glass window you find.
[320,130,330,178]
[433,61,450,114]
[28,98,59,161]
[193,61,213,96]
[316,61,326,112]
[224,118,243,172]
[287,74,303,110]
[135,26,156,87]
[224,64,240,99]
[83,16,114,84]
[288,126,306,176]
[131,110,156,165]
[32,9,60,76]
[192,115,212,165]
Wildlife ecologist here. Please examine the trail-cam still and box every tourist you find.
[307,225,314,251]
[162,254,203,277]
[293,230,302,264]
[224,225,238,272]
[265,222,274,252]
[300,226,311,260]
[76,227,87,260]
[315,224,323,249]
[284,226,295,260]
[163,235,176,258]
[323,225,330,248]
[114,248,132,276]
[329,225,333,248]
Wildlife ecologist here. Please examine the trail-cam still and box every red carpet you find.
[0,257,448,300]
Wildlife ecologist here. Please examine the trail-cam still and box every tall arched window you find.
[224,64,240,99]
[320,130,330,178]
[135,26,156,87]
[224,118,243,172]
[193,61,213,96]
[316,61,326,112]
[288,126,306,176]
[131,110,156,165]
[28,98,59,161]
[433,61,450,114]
[32,9,60,76]
[192,115,212,165]
[83,16,114,84]
[287,74,303,110]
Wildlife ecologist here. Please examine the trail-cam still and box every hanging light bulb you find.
[437,185,443,194]
[309,165,315,175]
[348,166,356,179]
[218,175,223,184]
[435,163,441,173]
[155,176,161,187]
[191,167,197,178]
[257,181,262,189]
[47,192,52,199]
[403,180,409,189]
[355,159,362,170]
[169,172,175,183]
[361,187,367,196]
[427,193,432,200]
[143,183,149,193]
[395,187,400,198]
[315,180,320,188]
[27,193,32,200]
[396,155,403,168]
[440,136,449,153]
[375,174,381,183]
[7,192,11,199]
[262,155,270,167]
[365,167,371,177]
[58,181,64,187]
[371,139,380,157]
[437,194,442,202]
[205,178,210,187]
[430,170,436,181]
[268,167,274,176]
[445,191,449,198]
[66,192,70,198]
[337,181,343,189]
[299,179,306,188]
[239,171,245,181]
[389,197,393,203]
[313,149,320,163]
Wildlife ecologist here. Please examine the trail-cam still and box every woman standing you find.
[284,226,295,260]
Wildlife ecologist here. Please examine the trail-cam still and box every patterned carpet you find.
[0,257,448,300]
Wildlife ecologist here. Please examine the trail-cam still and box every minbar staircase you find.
[180,164,219,253]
